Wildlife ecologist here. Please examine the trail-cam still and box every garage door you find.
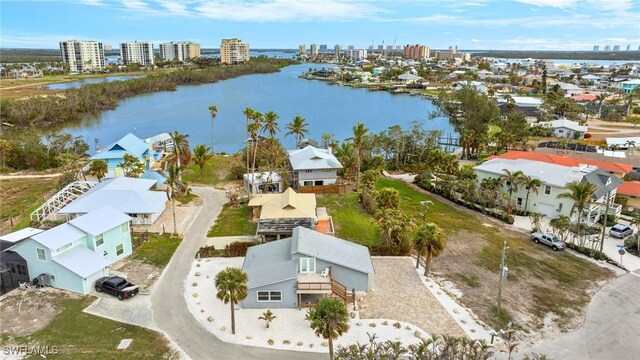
[536,203,556,218]
[84,267,109,294]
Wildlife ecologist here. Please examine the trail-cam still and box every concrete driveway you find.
[84,290,157,331]
[516,269,640,360]
[151,186,324,360]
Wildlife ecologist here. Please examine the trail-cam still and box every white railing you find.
[30,181,97,222]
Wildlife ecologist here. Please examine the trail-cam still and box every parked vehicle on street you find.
[609,224,633,239]
[95,276,139,300]
[531,232,566,251]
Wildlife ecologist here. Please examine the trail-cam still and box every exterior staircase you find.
[30,181,96,222]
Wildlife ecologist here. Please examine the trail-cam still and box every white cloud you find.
[514,0,578,9]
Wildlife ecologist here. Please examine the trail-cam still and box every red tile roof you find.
[487,150,632,174]
[572,94,597,102]
[617,182,640,197]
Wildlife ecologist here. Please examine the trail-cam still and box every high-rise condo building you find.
[626,45,631,51]
[613,45,620,51]
[298,44,306,55]
[334,44,341,57]
[220,38,250,64]
[59,40,105,73]
[377,45,384,52]
[319,44,327,51]
[593,45,600,51]
[159,41,201,62]
[348,45,355,50]
[310,43,318,56]
[403,44,430,60]
[604,45,611,51]
[120,42,154,66]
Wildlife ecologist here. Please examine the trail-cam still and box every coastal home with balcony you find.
[1,207,132,294]
[288,145,343,189]
[241,227,374,309]
[474,158,622,224]
[91,133,164,178]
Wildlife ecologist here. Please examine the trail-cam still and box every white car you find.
[609,224,633,239]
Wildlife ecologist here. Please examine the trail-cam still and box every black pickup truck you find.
[95,276,139,300]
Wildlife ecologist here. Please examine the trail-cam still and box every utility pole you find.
[599,189,612,253]
[497,240,509,321]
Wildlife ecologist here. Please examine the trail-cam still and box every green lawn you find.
[14,297,174,359]
[130,233,182,267]
[207,205,257,237]
[183,154,240,186]
[0,177,57,232]
[316,192,381,247]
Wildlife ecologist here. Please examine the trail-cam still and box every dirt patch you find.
[404,181,614,343]
[0,288,81,337]
[110,258,162,290]
[359,257,465,337]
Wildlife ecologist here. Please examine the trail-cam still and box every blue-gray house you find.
[241,227,375,309]
[2,206,133,294]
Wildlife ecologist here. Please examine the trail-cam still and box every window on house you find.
[314,180,323,186]
[558,203,563,212]
[96,234,104,247]
[305,169,313,173]
[544,185,551,195]
[303,181,314,186]
[116,244,124,256]
[120,223,129,234]
[17,264,27,275]
[257,290,282,302]
[36,248,46,261]
[517,198,523,207]
[9,263,16,273]
[300,258,316,273]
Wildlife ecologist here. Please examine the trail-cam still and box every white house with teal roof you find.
[91,133,163,178]
[3,206,132,294]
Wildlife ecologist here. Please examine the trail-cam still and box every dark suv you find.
[95,276,139,300]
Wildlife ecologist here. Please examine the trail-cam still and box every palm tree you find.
[350,122,369,188]
[215,268,249,335]
[521,175,543,212]
[419,223,446,276]
[305,297,349,360]
[87,159,108,182]
[557,181,598,224]
[595,93,607,119]
[630,212,640,252]
[500,169,524,196]
[192,144,213,179]
[243,108,256,178]
[169,131,190,180]
[208,105,218,151]
[261,111,280,138]
[335,141,356,183]
[164,164,185,235]
[258,310,277,329]
[625,88,640,117]
[285,115,310,145]
[375,208,415,246]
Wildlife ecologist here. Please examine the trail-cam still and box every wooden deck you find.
[297,273,332,294]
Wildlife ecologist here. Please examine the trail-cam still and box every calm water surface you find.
[57,63,451,153]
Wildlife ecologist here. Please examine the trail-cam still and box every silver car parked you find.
[531,232,567,251]
[609,224,633,239]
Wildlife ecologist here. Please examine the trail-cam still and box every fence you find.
[299,184,346,194]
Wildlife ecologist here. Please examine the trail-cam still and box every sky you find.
[1,0,639,50]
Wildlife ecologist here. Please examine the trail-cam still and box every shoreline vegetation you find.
[0,57,297,132]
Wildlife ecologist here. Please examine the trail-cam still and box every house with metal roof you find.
[57,177,166,225]
[91,133,163,177]
[241,227,374,309]
[532,118,588,139]
[287,145,343,188]
[248,188,318,241]
[474,158,622,224]
[2,206,133,294]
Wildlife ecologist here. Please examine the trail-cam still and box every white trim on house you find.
[299,258,316,273]
[257,290,283,302]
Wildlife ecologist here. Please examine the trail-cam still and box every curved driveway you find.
[151,187,323,360]
[520,270,640,360]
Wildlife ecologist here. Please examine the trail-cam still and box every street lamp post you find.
[496,240,509,322]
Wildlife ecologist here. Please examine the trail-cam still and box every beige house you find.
[249,188,335,241]
[220,38,250,64]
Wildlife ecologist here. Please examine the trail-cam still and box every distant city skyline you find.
[1,0,639,50]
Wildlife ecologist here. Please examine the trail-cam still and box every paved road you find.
[518,270,640,360]
[152,187,323,360]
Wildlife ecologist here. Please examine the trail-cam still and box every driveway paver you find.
[359,257,466,337]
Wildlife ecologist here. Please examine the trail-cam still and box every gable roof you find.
[242,238,296,289]
[534,119,587,132]
[52,245,110,278]
[582,169,623,199]
[58,177,166,215]
[0,227,44,244]
[487,151,632,174]
[291,227,374,274]
[91,133,151,160]
[68,206,131,236]
[248,188,316,220]
[31,223,87,250]
[287,146,343,170]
